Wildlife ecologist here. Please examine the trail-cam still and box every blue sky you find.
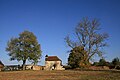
[0,0,120,65]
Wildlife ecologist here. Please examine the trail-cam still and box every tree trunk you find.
[22,60,26,70]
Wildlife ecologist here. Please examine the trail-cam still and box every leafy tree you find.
[92,62,99,66]
[6,30,42,70]
[98,58,106,66]
[65,17,109,66]
[68,46,88,68]
[112,57,120,69]
[93,59,112,67]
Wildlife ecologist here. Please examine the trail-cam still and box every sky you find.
[0,0,120,65]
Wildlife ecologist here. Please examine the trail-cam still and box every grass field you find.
[0,70,120,80]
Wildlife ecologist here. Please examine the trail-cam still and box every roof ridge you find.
[45,56,61,61]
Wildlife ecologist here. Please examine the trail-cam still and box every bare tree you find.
[65,17,109,65]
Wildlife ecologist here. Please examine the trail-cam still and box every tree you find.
[6,30,42,70]
[112,57,120,69]
[68,46,88,68]
[98,58,106,66]
[65,17,109,67]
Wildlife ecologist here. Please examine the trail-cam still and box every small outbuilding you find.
[45,55,65,70]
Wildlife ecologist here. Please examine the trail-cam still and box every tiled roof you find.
[45,56,61,61]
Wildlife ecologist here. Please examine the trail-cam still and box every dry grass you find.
[0,70,120,80]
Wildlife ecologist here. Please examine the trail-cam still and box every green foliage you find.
[92,62,99,66]
[112,57,120,69]
[68,46,89,68]
[93,59,111,67]
[98,58,107,66]
[6,30,42,66]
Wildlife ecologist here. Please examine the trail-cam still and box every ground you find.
[0,70,120,80]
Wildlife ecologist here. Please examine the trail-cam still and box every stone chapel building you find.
[45,55,65,70]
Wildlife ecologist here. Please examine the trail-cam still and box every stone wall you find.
[26,65,44,70]
[32,66,44,70]
[45,61,65,70]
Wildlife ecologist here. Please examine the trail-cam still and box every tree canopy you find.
[6,30,42,69]
[68,46,88,68]
[112,57,120,69]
